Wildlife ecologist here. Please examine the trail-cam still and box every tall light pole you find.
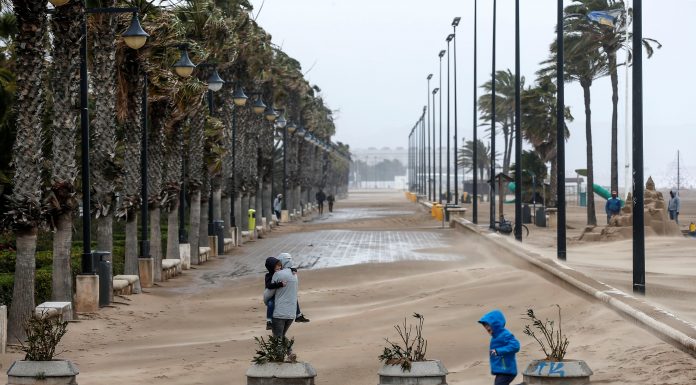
[632,0,645,293]
[54,3,149,275]
[473,0,479,224]
[490,0,497,229]
[446,34,453,203]
[438,50,446,203]
[514,0,522,241]
[452,17,461,205]
[432,87,439,201]
[427,74,433,201]
[556,0,567,260]
[231,86,251,228]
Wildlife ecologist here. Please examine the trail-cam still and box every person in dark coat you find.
[316,189,327,215]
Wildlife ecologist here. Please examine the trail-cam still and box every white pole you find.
[623,0,632,199]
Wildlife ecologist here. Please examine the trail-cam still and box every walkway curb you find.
[450,217,696,355]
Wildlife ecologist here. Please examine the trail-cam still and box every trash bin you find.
[248,209,256,232]
[579,192,587,207]
[213,219,225,254]
[522,204,532,224]
[94,251,112,307]
[535,207,547,227]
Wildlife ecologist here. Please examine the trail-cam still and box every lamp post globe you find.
[297,126,306,138]
[276,114,287,129]
[48,0,69,6]
[173,48,196,78]
[232,86,248,106]
[264,105,278,122]
[287,122,297,134]
[206,69,225,92]
[122,13,149,50]
[252,97,267,115]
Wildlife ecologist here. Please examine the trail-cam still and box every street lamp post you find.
[427,74,433,201]
[632,0,645,294]
[438,50,445,203]
[48,3,149,275]
[556,0,567,260]
[473,0,478,224]
[446,34,453,203]
[490,0,497,230]
[432,87,439,201]
[514,0,522,241]
[452,17,460,205]
[230,86,249,232]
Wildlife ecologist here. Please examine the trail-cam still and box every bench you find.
[112,279,130,295]
[199,246,211,263]
[446,207,467,219]
[224,238,235,253]
[113,274,141,294]
[35,301,73,322]
[162,259,182,280]
[241,230,251,242]
[255,225,265,238]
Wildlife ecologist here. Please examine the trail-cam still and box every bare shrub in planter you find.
[19,313,68,361]
[378,313,428,371]
[522,305,569,361]
[252,335,295,364]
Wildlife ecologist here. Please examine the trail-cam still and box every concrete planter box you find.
[378,360,448,385]
[246,362,316,385]
[7,360,79,385]
[522,359,593,385]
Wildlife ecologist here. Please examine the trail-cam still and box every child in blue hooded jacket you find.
[479,310,521,385]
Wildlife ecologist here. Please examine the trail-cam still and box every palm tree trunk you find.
[9,0,48,342]
[609,51,619,194]
[199,200,209,248]
[582,83,597,226]
[51,213,73,302]
[150,207,162,281]
[241,194,249,230]
[96,216,113,261]
[9,229,37,342]
[166,201,180,260]
[222,196,231,238]
[124,213,139,276]
[189,190,201,264]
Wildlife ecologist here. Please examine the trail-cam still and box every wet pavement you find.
[184,192,461,291]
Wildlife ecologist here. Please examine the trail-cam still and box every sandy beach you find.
[2,191,695,384]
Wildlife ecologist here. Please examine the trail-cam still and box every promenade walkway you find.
[5,191,693,385]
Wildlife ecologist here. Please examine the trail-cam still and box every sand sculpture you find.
[580,177,682,242]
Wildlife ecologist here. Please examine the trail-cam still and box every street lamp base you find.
[138,258,154,288]
[75,274,99,313]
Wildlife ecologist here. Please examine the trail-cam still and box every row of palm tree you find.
[2,0,350,340]
[460,0,659,225]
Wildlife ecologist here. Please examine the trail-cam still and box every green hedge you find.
[0,269,52,307]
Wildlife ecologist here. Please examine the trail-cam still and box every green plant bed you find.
[0,269,52,307]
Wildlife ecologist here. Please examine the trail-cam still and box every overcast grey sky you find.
[251,0,695,188]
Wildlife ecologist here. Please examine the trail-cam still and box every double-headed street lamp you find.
[432,86,439,202]
[49,0,149,275]
[490,0,498,230]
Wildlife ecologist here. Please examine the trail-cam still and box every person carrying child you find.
[479,309,521,385]
[263,254,309,330]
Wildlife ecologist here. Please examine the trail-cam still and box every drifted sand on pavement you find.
[0,191,694,384]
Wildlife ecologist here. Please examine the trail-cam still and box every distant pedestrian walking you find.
[273,194,283,224]
[479,310,520,385]
[316,189,326,215]
[668,190,681,224]
[605,190,622,224]
[327,193,335,213]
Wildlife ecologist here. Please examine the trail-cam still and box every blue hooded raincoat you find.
[479,310,520,375]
